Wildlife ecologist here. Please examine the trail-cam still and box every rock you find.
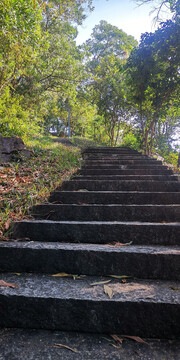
[0,136,32,163]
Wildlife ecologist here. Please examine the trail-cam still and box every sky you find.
[76,0,172,44]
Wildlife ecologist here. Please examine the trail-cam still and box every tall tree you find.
[126,18,180,153]
[84,21,138,145]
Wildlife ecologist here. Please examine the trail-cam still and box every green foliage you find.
[126,18,180,153]
[0,135,81,239]
[84,21,138,146]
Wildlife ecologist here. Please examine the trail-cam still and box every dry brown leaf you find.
[109,283,153,297]
[90,280,111,286]
[52,272,74,278]
[110,334,123,345]
[105,241,133,248]
[122,335,148,344]
[122,279,127,283]
[104,284,113,299]
[54,343,78,353]
[0,280,18,289]
[4,219,11,230]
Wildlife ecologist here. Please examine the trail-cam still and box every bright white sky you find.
[76,0,172,44]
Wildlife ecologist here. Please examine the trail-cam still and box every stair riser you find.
[0,296,179,338]
[83,156,149,160]
[84,160,162,165]
[49,191,180,204]
[73,175,178,181]
[82,166,168,170]
[13,222,180,245]
[33,204,180,222]
[78,169,173,175]
[60,180,180,192]
[1,247,179,280]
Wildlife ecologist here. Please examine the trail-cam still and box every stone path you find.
[0,147,180,342]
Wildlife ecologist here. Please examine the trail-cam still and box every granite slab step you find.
[12,220,180,245]
[81,165,168,170]
[78,169,174,175]
[84,160,162,166]
[0,273,179,338]
[49,191,180,204]
[60,180,180,192]
[1,328,180,360]
[73,175,178,181]
[32,204,180,222]
[0,242,180,280]
[83,156,149,160]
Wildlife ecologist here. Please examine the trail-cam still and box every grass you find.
[0,135,83,240]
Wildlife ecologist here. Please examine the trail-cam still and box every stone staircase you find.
[0,147,180,339]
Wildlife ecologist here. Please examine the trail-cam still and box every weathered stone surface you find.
[0,242,179,280]
[5,146,180,341]
[0,328,180,360]
[0,136,32,163]
[60,179,180,192]
[0,273,179,338]
[32,204,180,222]
[12,220,180,245]
[78,168,174,175]
[73,175,178,181]
[49,190,180,204]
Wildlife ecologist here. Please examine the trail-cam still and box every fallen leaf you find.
[54,344,78,353]
[90,280,111,286]
[104,284,113,299]
[4,219,11,230]
[122,279,127,283]
[109,275,131,279]
[52,272,75,278]
[11,273,21,276]
[169,286,179,291]
[113,241,133,247]
[0,280,18,289]
[77,189,89,192]
[122,335,148,344]
[110,334,123,345]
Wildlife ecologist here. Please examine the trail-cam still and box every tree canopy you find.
[0,0,179,158]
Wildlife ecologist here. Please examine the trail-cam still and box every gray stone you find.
[0,136,32,163]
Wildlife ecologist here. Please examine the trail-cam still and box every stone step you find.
[84,160,162,165]
[82,147,139,151]
[32,204,180,222]
[13,220,180,245]
[0,273,179,338]
[49,191,180,204]
[82,165,168,170]
[60,180,180,192]
[78,169,173,175]
[83,155,149,160]
[1,242,179,280]
[73,175,178,181]
[1,329,180,360]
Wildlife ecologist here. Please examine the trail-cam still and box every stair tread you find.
[0,273,180,303]
[1,241,180,254]
[1,328,180,360]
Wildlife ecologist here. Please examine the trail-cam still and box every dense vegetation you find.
[0,0,179,156]
[0,0,179,238]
